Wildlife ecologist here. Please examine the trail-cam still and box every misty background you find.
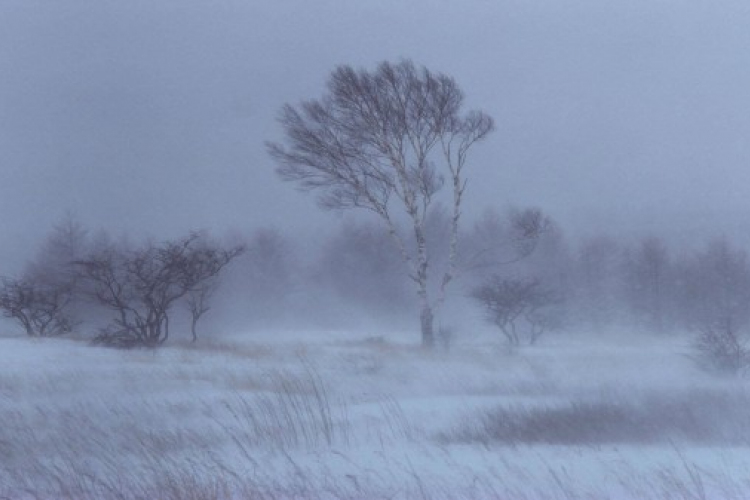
[3,0,750,338]
[6,4,750,496]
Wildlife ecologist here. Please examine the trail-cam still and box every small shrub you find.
[92,327,149,349]
[0,277,76,336]
[691,322,750,375]
[470,276,563,346]
[77,233,243,348]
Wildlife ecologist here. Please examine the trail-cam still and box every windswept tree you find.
[76,233,243,348]
[0,277,75,337]
[268,60,494,347]
[0,214,88,337]
[471,276,563,346]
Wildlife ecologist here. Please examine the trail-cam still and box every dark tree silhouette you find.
[76,233,243,348]
[0,215,87,337]
[471,276,562,346]
[0,277,75,337]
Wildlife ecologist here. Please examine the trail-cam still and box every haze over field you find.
[6,3,750,499]
[3,0,750,272]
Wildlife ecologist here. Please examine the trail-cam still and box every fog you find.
[3,0,750,274]
[6,4,750,496]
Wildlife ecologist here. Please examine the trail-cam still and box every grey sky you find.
[2,0,750,270]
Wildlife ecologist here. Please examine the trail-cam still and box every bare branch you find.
[0,277,75,336]
[77,234,243,348]
[268,60,493,347]
[471,276,563,346]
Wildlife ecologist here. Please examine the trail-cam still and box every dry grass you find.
[3,334,750,498]
[215,367,349,450]
[441,387,750,446]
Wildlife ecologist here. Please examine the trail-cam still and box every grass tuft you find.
[442,388,750,446]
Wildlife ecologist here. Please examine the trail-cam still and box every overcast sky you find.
[2,0,750,271]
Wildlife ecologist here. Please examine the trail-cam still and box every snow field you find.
[2,329,750,499]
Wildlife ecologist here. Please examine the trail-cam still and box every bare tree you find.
[185,280,217,343]
[268,60,494,347]
[0,277,75,336]
[471,276,563,346]
[0,214,88,337]
[76,233,243,348]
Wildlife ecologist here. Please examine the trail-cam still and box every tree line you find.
[3,211,750,353]
[2,59,748,366]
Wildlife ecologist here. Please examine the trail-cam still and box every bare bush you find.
[471,276,563,345]
[77,233,243,347]
[0,277,75,336]
[0,215,89,337]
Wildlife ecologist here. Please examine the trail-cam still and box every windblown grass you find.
[3,333,750,498]
[442,388,750,446]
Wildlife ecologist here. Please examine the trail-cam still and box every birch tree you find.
[267,60,493,347]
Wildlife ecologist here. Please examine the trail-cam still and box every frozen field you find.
[2,328,750,499]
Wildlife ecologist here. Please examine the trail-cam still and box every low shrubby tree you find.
[668,239,750,374]
[0,215,88,337]
[0,277,75,336]
[471,276,563,346]
[76,233,243,348]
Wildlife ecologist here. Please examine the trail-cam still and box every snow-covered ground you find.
[2,327,750,499]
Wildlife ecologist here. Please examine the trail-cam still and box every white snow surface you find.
[2,327,750,499]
